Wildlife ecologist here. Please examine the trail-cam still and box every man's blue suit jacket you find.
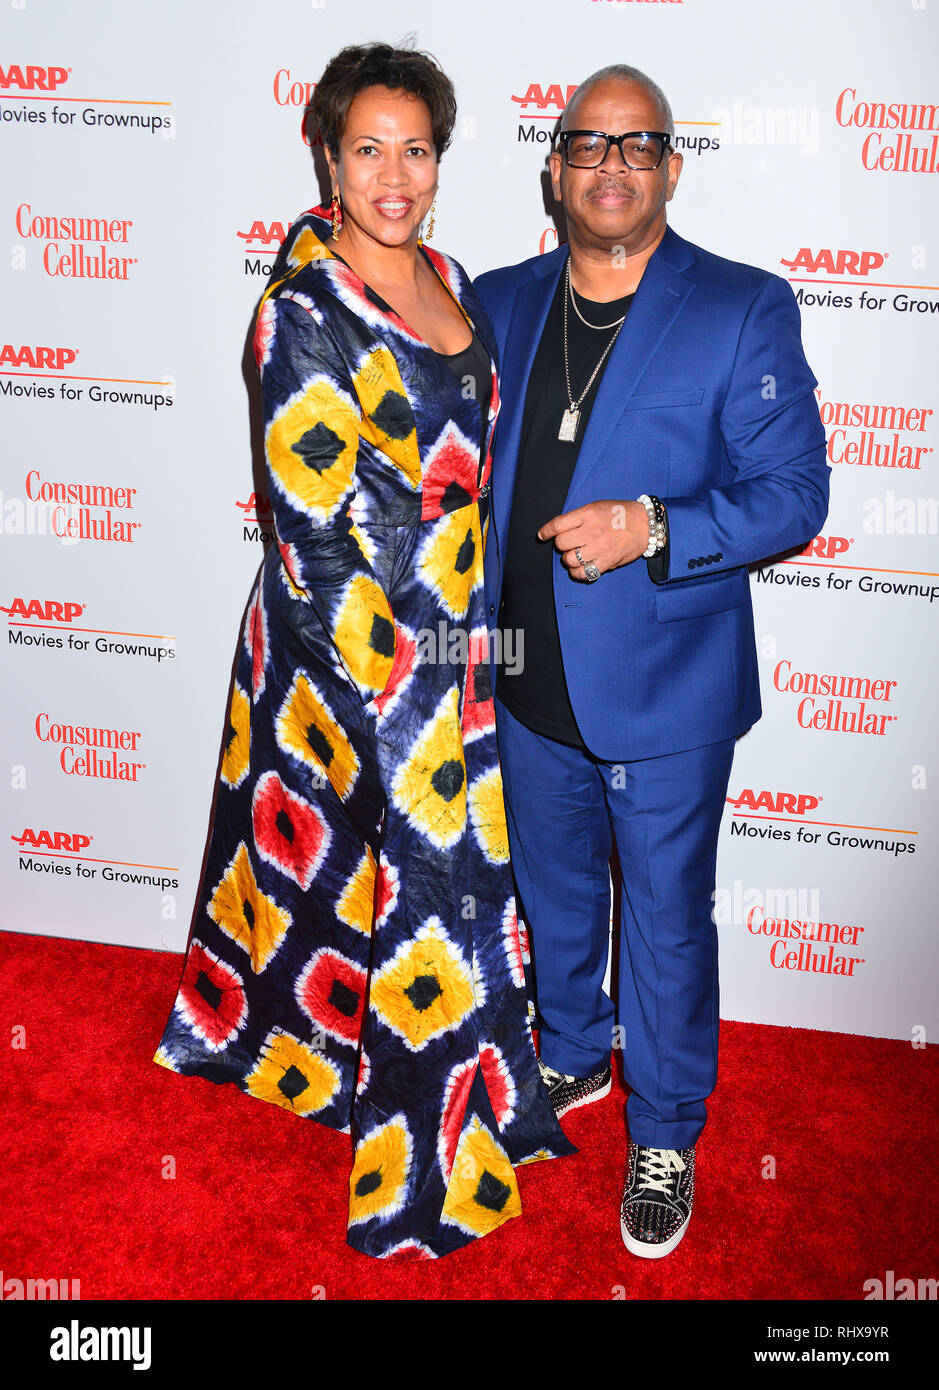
[474,224,830,763]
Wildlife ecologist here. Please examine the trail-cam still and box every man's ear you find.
[548,149,563,203]
[665,149,683,202]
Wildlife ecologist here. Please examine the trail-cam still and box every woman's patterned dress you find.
[154,208,574,1258]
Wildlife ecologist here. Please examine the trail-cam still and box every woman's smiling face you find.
[329,84,438,251]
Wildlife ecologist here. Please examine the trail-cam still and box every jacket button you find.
[489,604,495,616]
[716,552,723,561]
[688,559,697,569]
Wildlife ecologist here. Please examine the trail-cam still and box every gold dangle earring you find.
[424,199,436,240]
[330,191,342,241]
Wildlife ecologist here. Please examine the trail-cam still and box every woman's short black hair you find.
[310,42,457,159]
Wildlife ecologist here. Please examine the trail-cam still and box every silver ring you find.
[574,546,600,582]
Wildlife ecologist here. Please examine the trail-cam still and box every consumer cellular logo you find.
[772,660,898,735]
[836,88,939,172]
[271,70,321,146]
[815,392,934,470]
[14,204,137,281]
[273,69,315,107]
[34,712,145,781]
[747,906,866,977]
[24,471,140,543]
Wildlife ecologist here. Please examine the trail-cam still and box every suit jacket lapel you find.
[567,228,696,501]
[491,249,567,555]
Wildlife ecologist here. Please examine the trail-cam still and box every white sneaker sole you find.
[620,1212,690,1258]
[555,1075,612,1117]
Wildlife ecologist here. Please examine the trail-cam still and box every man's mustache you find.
[586,182,638,199]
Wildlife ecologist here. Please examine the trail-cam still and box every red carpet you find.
[1,929,934,1301]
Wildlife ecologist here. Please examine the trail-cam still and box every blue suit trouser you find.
[495,698,735,1150]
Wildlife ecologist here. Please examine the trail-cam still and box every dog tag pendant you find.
[558,408,580,442]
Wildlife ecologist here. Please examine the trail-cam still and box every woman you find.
[154,42,573,1259]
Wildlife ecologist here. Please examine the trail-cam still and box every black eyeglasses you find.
[557,130,672,170]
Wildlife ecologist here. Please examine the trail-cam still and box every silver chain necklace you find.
[568,270,629,330]
[559,260,627,442]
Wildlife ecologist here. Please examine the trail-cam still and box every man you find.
[474,65,828,1258]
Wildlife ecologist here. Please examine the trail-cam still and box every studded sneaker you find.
[620,1142,695,1258]
[537,1057,612,1117]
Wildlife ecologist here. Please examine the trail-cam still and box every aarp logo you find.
[781,248,887,277]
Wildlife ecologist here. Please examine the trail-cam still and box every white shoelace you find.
[636,1148,686,1194]
[540,1062,573,1086]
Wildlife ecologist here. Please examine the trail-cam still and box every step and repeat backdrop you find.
[2,0,936,1041]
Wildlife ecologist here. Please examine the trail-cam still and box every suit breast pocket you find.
[627,388,705,412]
[654,567,750,622]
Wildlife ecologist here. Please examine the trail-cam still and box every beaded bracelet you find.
[638,493,667,559]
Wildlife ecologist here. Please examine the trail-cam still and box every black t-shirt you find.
[439,331,492,481]
[498,272,634,746]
